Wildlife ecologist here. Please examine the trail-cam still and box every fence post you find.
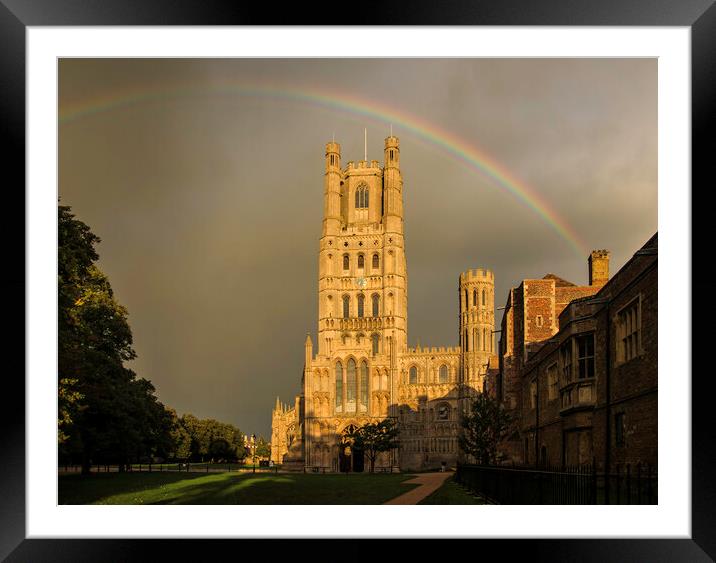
[637,463,642,504]
[206,463,209,473]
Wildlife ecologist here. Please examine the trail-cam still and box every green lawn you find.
[59,472,420,505]
[418,475,486,505]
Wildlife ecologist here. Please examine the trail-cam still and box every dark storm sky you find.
[58,59,657,437]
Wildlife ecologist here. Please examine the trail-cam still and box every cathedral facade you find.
[271,136,496,472]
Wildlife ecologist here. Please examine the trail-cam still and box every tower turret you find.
[459,268,495,395]
[323,141,342,236]
[382,136,403,233]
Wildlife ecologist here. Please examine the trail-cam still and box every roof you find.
[542,273,575,287]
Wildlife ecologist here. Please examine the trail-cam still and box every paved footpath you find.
[383,471,453,505]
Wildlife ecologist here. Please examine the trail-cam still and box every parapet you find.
[384,135,399,148]
[325,141,341,154]
[459,268,495,283]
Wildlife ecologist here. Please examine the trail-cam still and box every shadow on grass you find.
[60,472,420,505]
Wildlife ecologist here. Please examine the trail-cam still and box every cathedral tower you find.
[459,269,495,396]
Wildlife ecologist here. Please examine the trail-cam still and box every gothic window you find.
[409,366,418,384]
[547,363,558,400]
[371,333,379,356]
[482,289,486,306]
[465,290,469,309]
[343,254,350,271]
[439,364,448,383]
[372,294,380,317]
[346,359,357,412]
[473,290,477,307]
[355,184,369,209]
[464,329,469,352]
[372,253,379,269]
[484,328,488,351]
[359,361,369,412]
[357,294,365,318]
[615,412,626,447]
[357,253,365,269]
[335,362,344,413]
[343,295,350,318]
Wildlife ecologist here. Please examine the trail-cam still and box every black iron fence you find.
[58,462,282,474]
[456,462,656,504]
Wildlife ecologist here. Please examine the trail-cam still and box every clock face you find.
[356,277,367,288]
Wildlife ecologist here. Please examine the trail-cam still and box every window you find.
[371,333,379,356]
[560,341,573,383]
[473,290,477,307]
[357,294,364,318]
[335,362,343,413]
[618,299,640,363]
[342,295,350,318]
[437,403,450,420]
[530,380,537,408]
[409,366,418,384]
[372,253,379,269]
[372,294,379,317]
[343,254,350,271]
[576,334,595,379]
[439,364,448,383]
[355,184,369,209]
[547,363,558,400]
[357,253,365,269]
[536,315,543,327]
[359,361,369,412]
[615,413,625,446]
[346,359,356,412]
[482,289,486,306]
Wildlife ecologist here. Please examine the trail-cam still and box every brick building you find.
[496,234,657,472]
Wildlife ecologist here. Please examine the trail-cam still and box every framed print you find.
[3,0,714,560]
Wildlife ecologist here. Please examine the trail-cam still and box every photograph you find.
[56,57,658,506]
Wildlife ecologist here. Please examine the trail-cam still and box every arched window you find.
[482,289,486,306]
[464,329,469,352]
[372,294,380,317]
[371,333,379,356]
[465,290,469,309]
[484,328,488,351]
[335,362,343,413]
[343,254,350,271]
[343,295,350,318]
[357,254,364,269]
[439,364,448,383]
[355,184,369,209]
[409,366,418,384]
[473,290,477,307]
[357,294,364,318]
[346,359,357,412]
[359,361,369,412]
[372,253,379,269]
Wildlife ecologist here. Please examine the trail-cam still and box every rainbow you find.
[60,82,588,257]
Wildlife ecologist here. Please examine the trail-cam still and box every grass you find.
[58,472,421,505]
[418,475,486,505]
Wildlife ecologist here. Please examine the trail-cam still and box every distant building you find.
[497,234,657,471]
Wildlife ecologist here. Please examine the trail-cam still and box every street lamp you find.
[251,434,256,474]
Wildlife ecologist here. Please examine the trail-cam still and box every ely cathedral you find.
[271,136,496,472]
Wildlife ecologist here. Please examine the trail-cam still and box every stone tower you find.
[459,269,495,398]
[316,135,407,360]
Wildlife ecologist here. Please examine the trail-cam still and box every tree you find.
[459,392,511,465]
[254,436,271,459]
[348,419,399,473]
[58,205,173,473]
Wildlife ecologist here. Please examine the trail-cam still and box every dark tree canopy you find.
[58,205,171,472]
[459,392,511,466]
[347,418,399,473]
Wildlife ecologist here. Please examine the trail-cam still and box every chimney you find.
[588,250,610,287]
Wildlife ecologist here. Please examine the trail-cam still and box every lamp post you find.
[251,434,257,474]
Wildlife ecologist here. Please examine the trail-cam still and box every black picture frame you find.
[3,1,713,559]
